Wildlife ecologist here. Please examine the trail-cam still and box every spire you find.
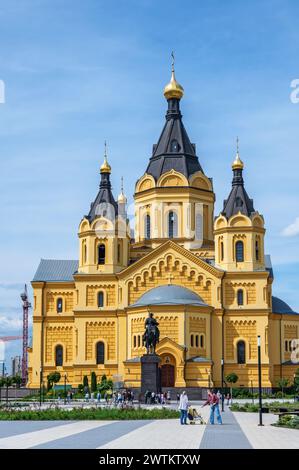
[163,52,184,101]
[118,176,127,204]
[222,141,255,219]
[144,56,203,182]
[232,137,244,170]
[87,143,118,222]
[100,141,111,174]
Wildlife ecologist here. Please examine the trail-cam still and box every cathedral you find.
[28,64,299,391]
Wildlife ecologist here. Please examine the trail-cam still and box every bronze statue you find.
[143,312,160,354]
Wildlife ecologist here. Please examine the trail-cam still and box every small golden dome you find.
[232,153,244,170]
[100,141,111,174]
[164,69,184,100]
[164,53,184,100]
[232,137,244,170]
[100,155,111,173]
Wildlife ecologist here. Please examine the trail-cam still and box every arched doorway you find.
[160,354,176,387]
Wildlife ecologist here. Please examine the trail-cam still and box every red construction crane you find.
[0,336,23,342]
[20,285,31,385]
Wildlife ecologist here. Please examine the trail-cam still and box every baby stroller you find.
[187,406,206,425]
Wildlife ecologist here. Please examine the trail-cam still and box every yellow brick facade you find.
[27,71,299,392]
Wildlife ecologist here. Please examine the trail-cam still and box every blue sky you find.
[1,0,299,370]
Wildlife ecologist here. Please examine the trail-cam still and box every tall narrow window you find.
[133,336,137,348]
[96,342,105,364]
[168,211,178,238]
[220,241,224,261]
[200,334,204,348]
[195,213,202,241]
[195,335,199,347]
[98,244,106,264]
[255,239,259,261]
[145,214,151,239]
[84,243,87,264]
[55,345,63,366]
[235,241,244,262]
[97,291,104,308]
[117,243,121,263]
[237,340,246,364]
[190,334,194,347]
[285,340,288,352]
[237,289,244,306]
[138,336,141,347]
[56,298,63,313]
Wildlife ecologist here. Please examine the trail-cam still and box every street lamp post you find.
[6,375,9,406]
[64,373,67,405]
[221,358,224,412]
[39,366,42,407]
[257,335,263,426]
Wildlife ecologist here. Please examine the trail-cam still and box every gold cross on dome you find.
[167,273,174,285]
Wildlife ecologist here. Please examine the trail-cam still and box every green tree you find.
[277,377,289,399]
[98,374,113,396]
[294,369,299,392]
[225,372,239,404]
[47,372,61,391]
[83,375,89,393]
[12,375,22,388]
[91,372,97,393]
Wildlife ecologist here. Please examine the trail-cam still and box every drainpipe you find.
[279,316,282,380]
[40,283,45,405]
[221,273,226,395]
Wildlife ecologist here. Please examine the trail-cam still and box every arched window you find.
[55,345,63,366]
[255,239,259,261]
[133,336,136,348]
[96,342,105,364]
[97,291,104,308]
[170,139,179,152]
[84,243,87,264]
[56,298,63,313]
[190,334,194,347]
[195,335,199,347]
[144,214,151,239]
[98,244,106,265]
[237,340,246,364]
[235,241,244,262]
[237,289,244,306]
[200,334,204,348]
[289,340,292,351]
[168,211,178,238]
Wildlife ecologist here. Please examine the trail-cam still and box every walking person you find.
[178,391,189,425]
[202,389,222,425]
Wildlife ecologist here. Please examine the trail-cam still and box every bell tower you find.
[78,144,130,274]
[134,56,215,251]
[214,140,266,272]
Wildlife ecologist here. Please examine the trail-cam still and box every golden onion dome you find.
[232,137,244,170]
[163,53,184,100]
[164,70,184,100]
[100,141,111,174]
[100,155,111,173]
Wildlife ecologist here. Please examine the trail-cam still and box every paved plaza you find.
[0,405,298,449]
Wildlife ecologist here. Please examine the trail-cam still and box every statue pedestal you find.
[141,354,161,396]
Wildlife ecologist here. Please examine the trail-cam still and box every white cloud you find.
[281,217,299,237]
[0,316,23,332]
